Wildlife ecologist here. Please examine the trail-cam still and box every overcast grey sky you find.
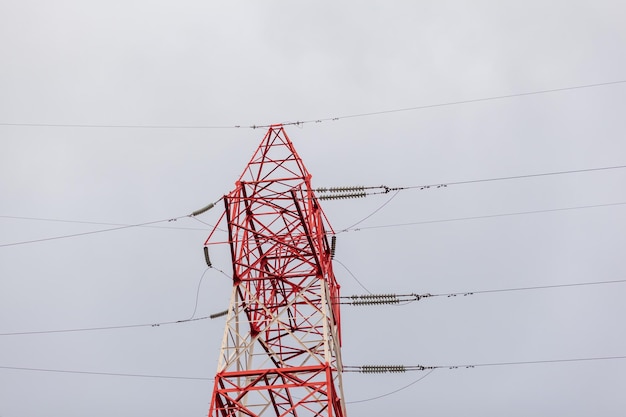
[1,1,626,416]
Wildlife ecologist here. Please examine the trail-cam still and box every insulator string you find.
[337,279,626,306]
[318,192,367,200]
[315,164,626,203]
[344,355,626,373]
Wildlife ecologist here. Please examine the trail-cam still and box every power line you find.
[345,353,626,404]
[345,369,436,404]
[4,354,623,384]
[3,201,621,247]
[0,315,212,337]
[321,164,626,233]
[432,278,626,298]
[297,79,626,126]
[2,165,622,245]
[445,355,626,369]
[182,278,626,324]
[338,279,626,306]
[344,355,626,373]
[0,365,213,381]
[340,201,626,233]
[0,215,208,231]
[13,277,617,336]
[0,266,232,337]
[406,164,626,189]
[2,204,621,334]
[333,258,373,294]
[189,268,212,320]
[0,198,221,248]
[0,216,189,248]
[0,122,242,129]
[1,80,624,129]
[339,190,401,232]
[318,164,626,201]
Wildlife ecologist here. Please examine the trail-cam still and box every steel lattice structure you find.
[205,125,347,417]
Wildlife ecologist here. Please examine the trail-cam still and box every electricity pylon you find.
[204,125,347,417]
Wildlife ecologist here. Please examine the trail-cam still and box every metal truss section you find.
[206,125,346,417]
[210,365,344,417]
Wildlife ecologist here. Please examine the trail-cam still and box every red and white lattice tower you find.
[204,125,347,417]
